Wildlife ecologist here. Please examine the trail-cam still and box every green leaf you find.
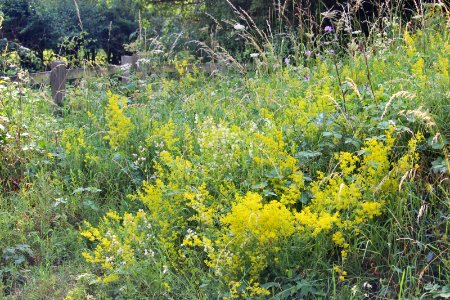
[356,149,367,156]
[265,169,283,179]
[83,199,99,211]
[296,150,322,159]
[431,157,449,174]
[14,257,25,265]
[84,187,102,193]
[323,131,342,139]
[252,181,268,189]
[300,192,311,205]
[377,121,393,130]
[344,138,361,148]
[261,282,280,289]
[72,187,102,194]
[263,189,277,197]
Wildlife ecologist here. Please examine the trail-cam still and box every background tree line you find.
[0,0,420,72]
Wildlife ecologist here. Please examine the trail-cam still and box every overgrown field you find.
[1,10,449,300]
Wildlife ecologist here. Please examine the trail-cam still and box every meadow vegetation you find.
[1,1,449,299]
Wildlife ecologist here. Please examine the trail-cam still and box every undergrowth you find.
[0,3,449,300]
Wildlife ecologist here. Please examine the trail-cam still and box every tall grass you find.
[0,1,449,299]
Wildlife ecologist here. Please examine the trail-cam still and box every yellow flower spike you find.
[104,92,133,149]
[106,211,121,222]
[102,274,119,284]
[411,58,425,81]
[80,230,95,241]
[81,251,94,262]
[332,231,345,246]
[338,152,360,176]
[163,282,172,292]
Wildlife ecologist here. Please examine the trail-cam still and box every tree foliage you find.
[0,0,422,69]
[0,0,139,66]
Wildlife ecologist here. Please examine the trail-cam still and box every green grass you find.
[1,8,449,300]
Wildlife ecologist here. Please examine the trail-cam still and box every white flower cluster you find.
[233,23,245,30]
[197,117,243,170]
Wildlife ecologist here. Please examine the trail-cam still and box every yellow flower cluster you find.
[222,192,294,246]
[184,183,216,227]
[252,129,304,206]
[411,58,425,81]
[104,92,134,149]
[146,119,179,152]
[333,265,348,281]
[204,192,294,296]
[62,127,85,156]
[70,13,450,296]
[81,122,422,293]
[62,127,100,166]
[404,28,416,57]
[294,128,421,278]
[80,210,149,283]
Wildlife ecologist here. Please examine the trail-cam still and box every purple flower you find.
[305,50,312,57]
[324,26,333,33]
[284,57,290,64]
[304,75,310,81]
[329,49,335,54]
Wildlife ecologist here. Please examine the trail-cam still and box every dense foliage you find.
[0,0,424,72]
[1,1,449,299]
[0,0,139,69]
